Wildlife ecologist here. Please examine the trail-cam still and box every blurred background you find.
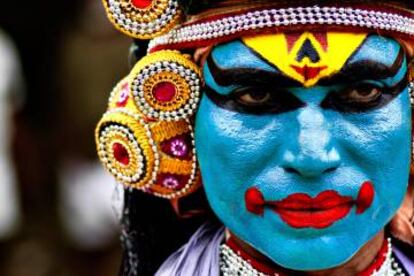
[0,0,132,275]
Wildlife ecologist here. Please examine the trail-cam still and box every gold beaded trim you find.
[105,134,139,176]
[96,111,158,189]
[151,120,190,142]
[159,157,193,175]
[130,50,201,82]
[143,71,191,111]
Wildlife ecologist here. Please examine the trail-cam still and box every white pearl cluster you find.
[107,0,179,37]
[220,238,405,276]
[371,238,405,276]
[220,243,276,276]
[98,124,145,183]
[389,257,406,276]
[132,61,201,121]
[149,6,414,51]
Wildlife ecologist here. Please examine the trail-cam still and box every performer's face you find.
[195,32,411,270]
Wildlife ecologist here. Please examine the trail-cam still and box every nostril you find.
[283,165,339,176]
[281,148,341,177]
[324,167,337,174]
[284,167,300,174]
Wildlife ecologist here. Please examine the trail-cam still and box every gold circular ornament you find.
[130,50,202,121]
[143,72,191,112]
[96,111,159,189]
[102,0,182,39]
[96,75,202,199]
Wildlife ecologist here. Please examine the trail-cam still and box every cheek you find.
[337,93,411,207]
[194,96,288,199]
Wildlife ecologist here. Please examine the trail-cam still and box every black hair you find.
[119,188,210,276]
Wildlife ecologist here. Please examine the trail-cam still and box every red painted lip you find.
[245,181,374,229]
[273,191,353,229]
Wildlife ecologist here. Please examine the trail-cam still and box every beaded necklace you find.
[219,238,406,276]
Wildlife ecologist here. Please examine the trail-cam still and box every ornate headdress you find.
[96,0,414,204]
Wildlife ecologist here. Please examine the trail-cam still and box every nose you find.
[281,108,341,178]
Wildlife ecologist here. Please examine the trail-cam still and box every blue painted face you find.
[194,34,411,270]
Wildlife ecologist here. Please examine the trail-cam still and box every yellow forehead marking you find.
[242,32,368,87]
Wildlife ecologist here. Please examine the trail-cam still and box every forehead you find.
[210,32,402,87]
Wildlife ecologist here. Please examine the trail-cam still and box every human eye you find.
[234,88,272,106]
[204,85,305,115]
[321,81,403,113]
[337,83,382,106]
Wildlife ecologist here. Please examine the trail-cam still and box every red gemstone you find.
[152,82,177,102]
[131,0,152,9]
[113,143,130,165]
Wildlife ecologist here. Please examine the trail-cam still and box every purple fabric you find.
[394,246,414,274]
[155,222,224,276]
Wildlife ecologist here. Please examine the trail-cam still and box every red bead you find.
[152,82,177,102]
[113,143,130,165]
[131,0,152,9]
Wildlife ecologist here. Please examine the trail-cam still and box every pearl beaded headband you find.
[148,4,414,52]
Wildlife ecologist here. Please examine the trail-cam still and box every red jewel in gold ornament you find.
[130,0,152,9]
[96,111,158,190]
[152,81,177,102]
[129,50,202,121]
[112,142,130,165]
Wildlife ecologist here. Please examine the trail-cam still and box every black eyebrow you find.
[207,45,405,89]
[318,46,405,86]
[207,54,302,88]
